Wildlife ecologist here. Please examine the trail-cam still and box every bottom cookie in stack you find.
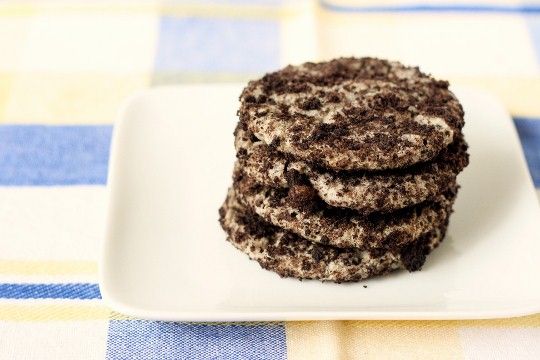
[219,188,451,283]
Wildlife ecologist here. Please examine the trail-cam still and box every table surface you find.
[0,1,539,359]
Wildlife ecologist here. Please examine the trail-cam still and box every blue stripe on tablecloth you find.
[106,320,287,360]
[514,117,540,187]
[154,17,280,73]
[0,125,112,186]
[0,283,101,299]
[320,1,540,13]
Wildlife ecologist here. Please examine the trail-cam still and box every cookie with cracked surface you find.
[235,127,468,213]
[232,170,456,249]
[219,189,447,282]
[238,57,464,171]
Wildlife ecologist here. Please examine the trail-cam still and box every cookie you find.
[238,57,464,170]
[235,127,468,213]
[233,170,456,249]
[219,189,447,282]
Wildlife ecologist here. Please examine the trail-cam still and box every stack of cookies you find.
[219,58,469,282]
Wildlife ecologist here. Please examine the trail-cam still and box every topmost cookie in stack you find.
[219,57,469,282]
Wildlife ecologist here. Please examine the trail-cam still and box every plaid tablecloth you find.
[1,1,539,359]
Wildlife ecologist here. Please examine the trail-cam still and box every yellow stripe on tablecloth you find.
[0,304,131,321]
[0,2,157,17]
[286,321,345,360]
[0,261,97,276]
[0,72,256,124]
[348,322,462,360]
[451,76,540,118]
[286,321,462,359]
[0,2,299,19]
[344,315,540,328]
[0,3,35,16]
[3,72,149,124]
[160,3,300,20]
[286,316,540,360]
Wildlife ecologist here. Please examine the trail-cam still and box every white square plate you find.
[100,84,540,321]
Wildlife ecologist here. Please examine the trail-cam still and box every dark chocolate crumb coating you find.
[235,126,468,213]
[238,57,464,171]
[233,168,457,250]
[220,189,447,282]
